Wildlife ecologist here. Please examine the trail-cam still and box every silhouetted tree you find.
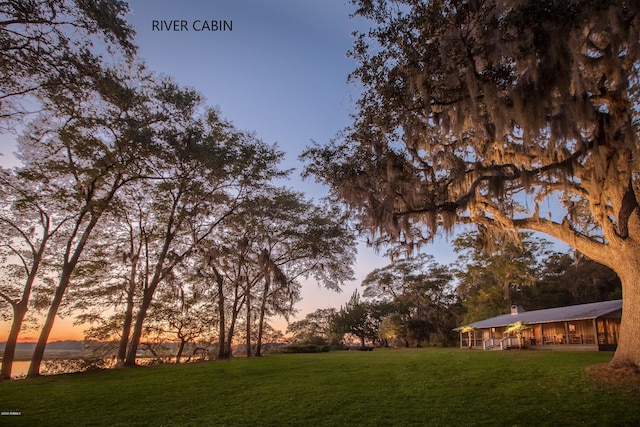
[22,67,163,377]
[0,0,136,127]
[123,105,286,367]
[361,254,457,346]
[0,170,60,379]
[287,308,338,345]
[331,290,377,348]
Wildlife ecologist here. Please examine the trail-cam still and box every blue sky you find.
[123,0,465,321]
[0,1,463,337]
[127,0,361,180]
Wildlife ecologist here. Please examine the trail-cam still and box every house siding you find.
[457,300,622,351]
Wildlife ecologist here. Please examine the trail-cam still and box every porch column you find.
[564,322,570,345]
[459,331,463,348]
[593,319,599,346]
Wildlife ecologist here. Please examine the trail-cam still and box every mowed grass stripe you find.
[0,348,638,426]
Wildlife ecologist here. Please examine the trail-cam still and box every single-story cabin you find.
[455,299,622,351]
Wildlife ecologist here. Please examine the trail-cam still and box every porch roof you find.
[455,299,622,331]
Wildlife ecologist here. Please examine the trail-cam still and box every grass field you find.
[0,348,638,426]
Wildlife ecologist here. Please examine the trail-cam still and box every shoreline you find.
[0,349,86,362]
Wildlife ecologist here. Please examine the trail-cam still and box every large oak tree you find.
[304,0,640,368]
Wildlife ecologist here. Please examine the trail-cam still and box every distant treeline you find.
[0,341,84,351]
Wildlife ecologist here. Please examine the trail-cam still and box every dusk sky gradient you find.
[0,0,463,341]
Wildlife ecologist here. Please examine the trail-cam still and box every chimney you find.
[510,305,524,315]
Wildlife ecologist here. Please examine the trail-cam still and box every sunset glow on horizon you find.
[0,316,85,343]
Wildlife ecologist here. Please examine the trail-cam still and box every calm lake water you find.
[9,359,113,378]
[4,346,214,378]
[10,361,30,378]
[3,349,88,378]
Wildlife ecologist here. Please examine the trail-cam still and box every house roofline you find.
[454,299,622,331]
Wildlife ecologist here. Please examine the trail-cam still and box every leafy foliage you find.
[330,290,379,347]
[0,0,136,126]
[0,69,356,373]
[453,231,621,323]
[305,0,640,258]
[527,253,622,308]
[287,308,338,345]
[453,230,548,322]
[361,254,459,346]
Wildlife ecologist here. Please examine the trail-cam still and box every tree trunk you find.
[503,280,511,309]
[518,334,523,350]
[609,256,640,368]
[246,283,252,358]
[124,213,179,366]
[1,243,44,380]
[118,247,140,363]
[124,289,154,367]
[225,308,239,357]
[28,264,74,378]
[175,339,186,364]
[215,270,229,360]
[27,185,116,377]
[0,303,27,380]
[520,191,640,369]
[216,299,227,359]
[256,271,271,357]
[117,287,136,363]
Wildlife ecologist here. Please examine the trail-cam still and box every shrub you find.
[279,345,330,354]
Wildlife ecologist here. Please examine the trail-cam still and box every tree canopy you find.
[303,0,640,368]
[0,0,136,127]
[361,254,458,346]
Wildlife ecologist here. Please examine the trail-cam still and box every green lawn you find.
[0,348,638,426]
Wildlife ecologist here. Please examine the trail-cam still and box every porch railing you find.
[499,337,519,349]
[460,338,484,348]
[483,338,496,350]
[481,337,520,350]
